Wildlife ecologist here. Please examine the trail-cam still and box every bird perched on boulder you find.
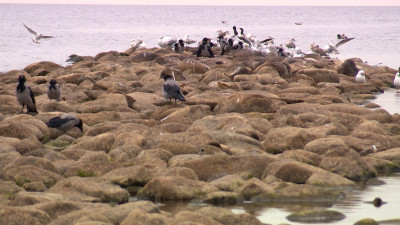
[355,70,366,83]
[16,74,38,113]
[160,73,185,103]
[46,114,83,133]
[195,38,214,58]
[394,67,400,93]
[173,39,185,53]
[47,79,61,102]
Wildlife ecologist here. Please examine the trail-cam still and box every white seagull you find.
[158,36,177,48]
[394,67,400,93]
[355,70,366,83]
[23,23,54,43]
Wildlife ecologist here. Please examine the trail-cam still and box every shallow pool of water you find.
[369,88,400,115]
[241,173,400,225]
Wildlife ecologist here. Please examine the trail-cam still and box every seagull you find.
[394,67,400,93]
[47,79,61,102]
[137,37,147,50]
[324,37,354,54]
[182,35,196,46]
[23,23,54,43]
[158,36,177,48]
[286,38,296,49]
[355,70,366,83]
[310,42,328,56]
[16,75,38,113]
[160,73,185,103]
[46,114,83,133]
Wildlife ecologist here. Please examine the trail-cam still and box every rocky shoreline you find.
[1,46,400,225]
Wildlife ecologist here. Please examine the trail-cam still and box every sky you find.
[1,0,400,6]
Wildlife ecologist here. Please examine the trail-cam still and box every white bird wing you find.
[23,23,37,35]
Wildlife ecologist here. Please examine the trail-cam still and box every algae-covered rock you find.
[286,209,345,223]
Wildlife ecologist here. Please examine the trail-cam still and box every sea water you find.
[0,4,400,72]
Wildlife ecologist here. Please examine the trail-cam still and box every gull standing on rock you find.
[158,36,177,48]
[355,70,366,83]
[160,73,185,103]
[23,23,54,43]
[47,79,61,102]
[394,67,400,93]
[16,75,38,113]
[46,114,83,133]
[286,38,296,49]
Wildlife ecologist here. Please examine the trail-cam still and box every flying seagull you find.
[23,23,54,43]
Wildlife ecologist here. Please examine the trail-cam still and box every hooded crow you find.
[46,114,83,133]
[47,79,61,102]
[160,73,185,103]
[16,74,38,113]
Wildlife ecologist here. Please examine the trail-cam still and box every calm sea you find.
[0,4,399,73]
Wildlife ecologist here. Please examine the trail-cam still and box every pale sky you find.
[1,0,400,6]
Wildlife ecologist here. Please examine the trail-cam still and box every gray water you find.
[1,4,400,73]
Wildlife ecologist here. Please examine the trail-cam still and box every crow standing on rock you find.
[16,74,38,114]
[160,73,186,103]
[47,79,61,102]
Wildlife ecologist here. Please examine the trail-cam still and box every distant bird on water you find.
[46,114,83,133]
[23,23,54,43]
[160,73,185,103]
[394,67,400,93]
[16,74,37,114]
[47,79,61,102]
[355,70,366,83]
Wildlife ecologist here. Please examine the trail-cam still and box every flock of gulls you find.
[19,23,400,133]
[129,25,355,59]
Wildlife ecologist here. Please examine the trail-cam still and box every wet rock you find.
[24,61,64,77]
[178,58,211,74]
[196,206,264,225]
[238,177,274,200]
[262,159,355,186]
[48,176,129,203]
[49,209,113,225]
[286,209,345,223]
[262,127,318,154]
[100,201,161,225]
[138,176,218,201]
[209,175,245,192]
[174,153,277,181]
[0,206,51,225]
[4,165,64,188]
[69,133,116,153]
[354,218,379,225]
[214,93,278,114]
[171,211,223,225]
[297,68,340,83]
